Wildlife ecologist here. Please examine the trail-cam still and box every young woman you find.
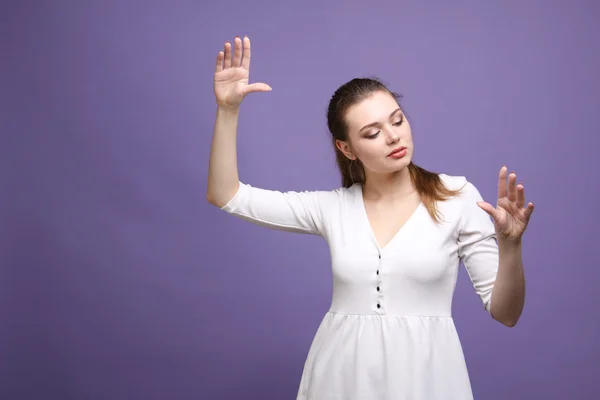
[207,36,535,400]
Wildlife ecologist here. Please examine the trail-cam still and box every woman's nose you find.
[385,128,399,144]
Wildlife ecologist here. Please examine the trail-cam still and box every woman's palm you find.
[214,66,249,108]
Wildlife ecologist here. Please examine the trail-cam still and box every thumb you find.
[477,201,499,222]
[243,83,272,95]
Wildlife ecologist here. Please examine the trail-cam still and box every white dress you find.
[220,173,499,400]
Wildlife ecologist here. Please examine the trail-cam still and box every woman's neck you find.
[361,166,416,202]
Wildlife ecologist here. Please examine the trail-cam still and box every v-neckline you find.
[355,184,423,252]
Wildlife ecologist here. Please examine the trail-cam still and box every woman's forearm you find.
[490,238,525,327]
[206,106,241,207]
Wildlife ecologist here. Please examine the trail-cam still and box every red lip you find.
[388,147,406,156]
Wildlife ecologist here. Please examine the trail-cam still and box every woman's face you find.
[336,91,414,177]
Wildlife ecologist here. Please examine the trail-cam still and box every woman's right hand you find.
[214,36,271,110]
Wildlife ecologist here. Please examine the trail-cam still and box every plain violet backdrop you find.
[2,1,599,399]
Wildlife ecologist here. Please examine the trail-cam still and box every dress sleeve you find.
[457,180,499,313]
[219,181,332,236]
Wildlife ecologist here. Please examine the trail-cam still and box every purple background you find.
[2,1,599,399]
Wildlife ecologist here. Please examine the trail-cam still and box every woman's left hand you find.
[477,166,535,242]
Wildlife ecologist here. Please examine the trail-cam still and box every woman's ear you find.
[335,139,356,160]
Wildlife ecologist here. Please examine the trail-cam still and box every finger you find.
[498,165,508,200]
[215,50,224,73]
[223,41,232,68]
[232,36,242,67]
[241,35,251,70]
[507,171,517,202]
[524,202,535,220]
[242,82,272,95]
[516,182,525,209]
[477,201,501,223]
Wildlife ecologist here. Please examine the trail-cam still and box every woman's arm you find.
[206,35,271,207]
[466,166,535,327]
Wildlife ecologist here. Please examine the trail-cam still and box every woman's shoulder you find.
[437,172,469,190]
[436,173,486,208]
[311,183,357,203]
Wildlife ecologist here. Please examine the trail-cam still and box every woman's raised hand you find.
[214,36,272,110]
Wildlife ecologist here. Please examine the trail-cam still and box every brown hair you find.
[326,77,464,223]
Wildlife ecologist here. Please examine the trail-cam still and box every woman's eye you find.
[392,117,404,126]
[367,132,380,139]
